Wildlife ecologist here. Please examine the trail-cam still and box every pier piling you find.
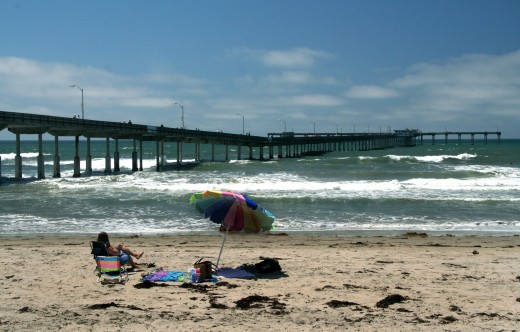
[15,133,22,178]
[37,133,45,179]
[53,135,60,178]
[73,136,80,177]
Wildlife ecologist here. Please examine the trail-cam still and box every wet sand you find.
[0,233,519,331]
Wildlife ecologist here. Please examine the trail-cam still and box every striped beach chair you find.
[95,256,128,284]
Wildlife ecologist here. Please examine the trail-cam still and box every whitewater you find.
[1,139,519,236]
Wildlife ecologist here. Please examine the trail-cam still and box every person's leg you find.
[127,256,138,269]
[116,243,144,259]
[120,252,139,269]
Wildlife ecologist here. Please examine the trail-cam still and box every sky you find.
[1,0,519,139]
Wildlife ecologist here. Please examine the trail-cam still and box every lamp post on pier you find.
[236,113,245,135]
[174,102,185,129]
[70,84,84,119]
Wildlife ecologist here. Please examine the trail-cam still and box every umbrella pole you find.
[215,223,230,270]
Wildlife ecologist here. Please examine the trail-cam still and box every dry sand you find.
[0,233,519,331]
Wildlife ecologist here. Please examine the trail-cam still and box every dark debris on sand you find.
[215,281,239,289]
[134,281,173,289]
[235,294,287,311]
[179,283,213,293]
[316,285,337,291]
[326,300,359,308]
[375,294,406,308]
[135,280,237,293]
[440,315,459,324]
[403,232,428,238]
[209,295,228,309]
[87,302,144,311]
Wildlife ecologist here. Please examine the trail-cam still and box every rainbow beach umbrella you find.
[190,190,275,267]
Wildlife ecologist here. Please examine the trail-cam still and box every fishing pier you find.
[0,111,501,180]
[417,131,502,145]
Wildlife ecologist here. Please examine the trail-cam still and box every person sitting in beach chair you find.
[95,255,128,284]
[96,232,144,270]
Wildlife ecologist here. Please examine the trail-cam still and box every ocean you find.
[1,138,519,237]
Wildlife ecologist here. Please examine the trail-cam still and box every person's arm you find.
[106,246,120,256]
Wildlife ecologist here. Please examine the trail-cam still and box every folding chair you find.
[90,241,128,284]
[95,256,128,284]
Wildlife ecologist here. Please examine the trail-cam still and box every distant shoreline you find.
[1,229,518,239]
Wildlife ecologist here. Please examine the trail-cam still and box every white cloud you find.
[332,49,520,134]
[286,111,308,120]
[390,50,520,114]
[232,47,335,68]
[0,56,204,111]
[120,97,172,108]
[0,57,80,98]
[394,51,520,88]
[345,85,399,99]
[211,98,254,112]
[265,70,340,85]
[263,48,334,68]
[140,73,205,86]
[278,94,344,107]
[266,71,312,84]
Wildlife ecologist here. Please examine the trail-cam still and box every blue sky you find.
[1,0,519,138]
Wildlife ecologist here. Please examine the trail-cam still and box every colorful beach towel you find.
[142,270,184,282]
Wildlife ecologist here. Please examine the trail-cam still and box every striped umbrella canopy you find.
[190,190,275,233]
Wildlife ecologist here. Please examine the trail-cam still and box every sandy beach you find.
[0,233,519,331]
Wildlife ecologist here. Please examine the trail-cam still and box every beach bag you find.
[254,258,281,274]
[194,258,215,280]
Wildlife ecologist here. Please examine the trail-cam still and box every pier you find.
[417,131,502,145]
[0,111,501,180]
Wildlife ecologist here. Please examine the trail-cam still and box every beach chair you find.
[90,240,109,258]
[90,241,128,284]
[95,256,128,284]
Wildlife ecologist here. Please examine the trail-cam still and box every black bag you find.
[254,258,281,274]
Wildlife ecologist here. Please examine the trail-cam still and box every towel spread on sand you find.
[143,267,256,282]
[143,270,184,282]
[217,267,256,279]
